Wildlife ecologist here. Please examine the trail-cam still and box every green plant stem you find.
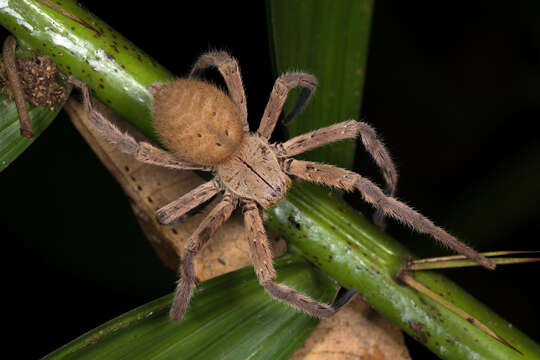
[0,0,173,140]
[268,183,540,359]
[2,1,540,359]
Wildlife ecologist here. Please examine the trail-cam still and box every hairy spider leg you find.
[68,76,209,171]
[243,201,335,318]
[156,179,222,225]
[257,72,318,139]
[275,120,399,229]
[170,193,237,321]
[283,158,495,270]
[189,51,249,132]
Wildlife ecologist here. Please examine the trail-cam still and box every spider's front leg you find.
[170,192,237,321]
[243,201,335,318]
[275,120,399,228]
[282,159,495,270]
[257,72,318,139]
[67,76,210,171]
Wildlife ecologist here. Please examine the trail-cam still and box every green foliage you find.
[0,90,65,172]
[44,255,338,359]
[267,0,373,169]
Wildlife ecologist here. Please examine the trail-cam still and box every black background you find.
[1,1,539,359]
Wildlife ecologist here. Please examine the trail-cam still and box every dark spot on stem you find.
[409,321,429,344]
[288,215,301,230]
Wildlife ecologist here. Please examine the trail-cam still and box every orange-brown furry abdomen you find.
[151,78,244,165]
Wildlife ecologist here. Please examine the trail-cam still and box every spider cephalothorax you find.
[69,51,493,322]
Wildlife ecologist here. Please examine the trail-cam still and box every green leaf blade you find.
[0,90,68,172]
[43,255,338,360]
[267,0,373,169]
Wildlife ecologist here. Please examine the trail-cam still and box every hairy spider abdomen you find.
[150,78,244,165]
[217,135,291,209]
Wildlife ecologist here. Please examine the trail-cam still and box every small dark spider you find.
[68,51,493,322]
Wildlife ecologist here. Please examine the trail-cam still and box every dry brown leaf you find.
[291,298,411,360]
[64,96,410,359]
[64,97,282,280]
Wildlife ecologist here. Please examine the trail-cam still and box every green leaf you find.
[43,255,338,360]
[267,0,373,169]
[0,84,70,173]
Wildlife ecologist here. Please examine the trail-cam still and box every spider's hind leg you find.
[243,201,335,318]
[170,192,237,321]
[68,76,210,171]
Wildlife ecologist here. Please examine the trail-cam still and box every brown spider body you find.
[68,50,493,323]
[151,78,244,165]
[218,135,291,209]
[152,77,291,209]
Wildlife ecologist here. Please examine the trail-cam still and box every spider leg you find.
[243,201,335,318]
[3,36,33,137]
[68,76,210,171]
[189,51,249,132]
[275,120,398,228]
[170,192,237,321]
[156,179,222,225]
[257,72,318,139]
[282,159,495,270]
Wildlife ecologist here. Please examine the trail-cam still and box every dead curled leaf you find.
[291,299,411,360]
[64,96,272,280]
[64,97,411,359]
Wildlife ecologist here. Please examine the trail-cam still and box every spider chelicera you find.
[68,51,493,322]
